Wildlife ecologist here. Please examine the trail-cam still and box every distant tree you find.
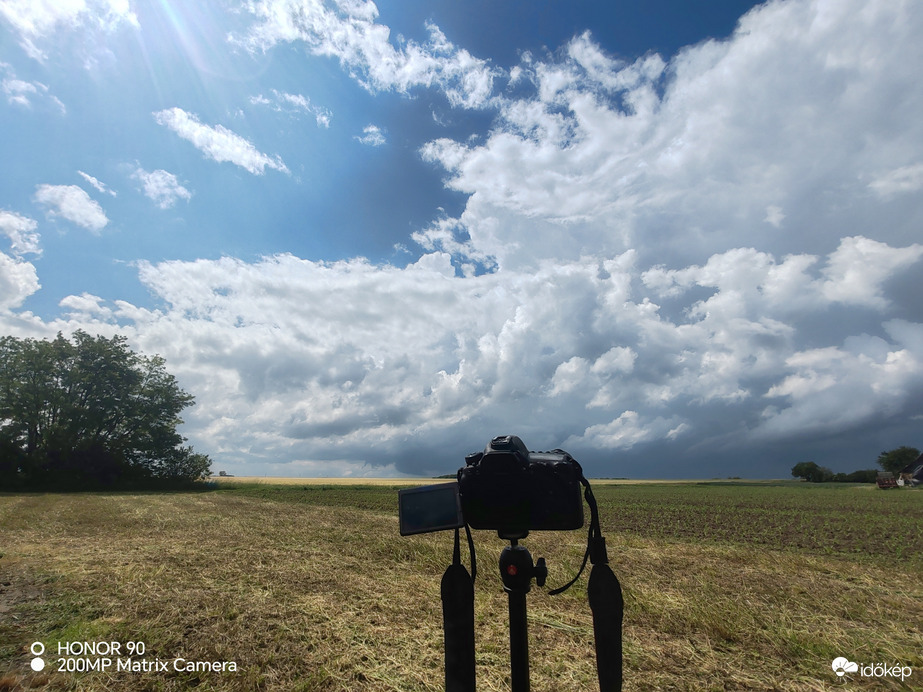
[792,462,818,481]
[791,461,833,483]
[0,331,210,488]
[876,446,920,475]
[843,469,878,483]
[830,469,877,483]
[792,462,812,480]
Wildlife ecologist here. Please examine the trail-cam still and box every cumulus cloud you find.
[59,292,114,321]
[0,207,41,311]
[0,209,40,255]
[758,320,923,438]
[132,167,192,209]
[153,108,290,175]
[240,0,496,108]
[33,184,108,232]
[0,251,39,310]
[642,237,923,316]
[3,230,919,476]
[819,236,923,309]
[419,0,923,271]
[574,411,690,451]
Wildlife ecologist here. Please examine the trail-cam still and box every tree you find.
[791,461,833,483]
[876,446,920,475]
[0,331,210,488]
[832,469,878,483]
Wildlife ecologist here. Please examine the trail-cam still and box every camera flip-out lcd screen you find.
[398,482,465,536]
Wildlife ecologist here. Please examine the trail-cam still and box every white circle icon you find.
[31,657,45,672]
[30,642,45,656]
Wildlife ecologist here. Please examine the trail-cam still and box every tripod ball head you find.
[499,544,547,592]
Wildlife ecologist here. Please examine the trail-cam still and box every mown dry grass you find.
[216,477,449,487]
[1,483,921,691]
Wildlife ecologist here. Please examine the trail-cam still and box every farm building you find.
[899,453,923,486]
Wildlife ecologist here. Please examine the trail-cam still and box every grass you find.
[0,481,920,691]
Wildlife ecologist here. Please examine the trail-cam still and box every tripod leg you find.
[507,589,530,692]
[442,563,476,692]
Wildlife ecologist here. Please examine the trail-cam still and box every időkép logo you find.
[832,657,912,682]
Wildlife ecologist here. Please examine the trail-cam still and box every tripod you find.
[498,533,545,692]
[440,478,624,691]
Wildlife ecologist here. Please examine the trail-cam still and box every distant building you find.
[898,453,923,487]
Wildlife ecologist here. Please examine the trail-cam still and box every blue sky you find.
[2,0,922,478]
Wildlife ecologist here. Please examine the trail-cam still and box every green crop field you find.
[1,481,921,691]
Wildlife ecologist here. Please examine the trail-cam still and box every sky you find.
[1,0,922,479]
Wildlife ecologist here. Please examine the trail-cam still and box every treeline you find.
[0,331,211,490]
[791,446,920,484]
[790,463,877,483]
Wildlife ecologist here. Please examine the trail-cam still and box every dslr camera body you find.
[458,435,583,537]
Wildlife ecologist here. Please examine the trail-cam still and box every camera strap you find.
[549,474,624,692]
[441,527,476,692]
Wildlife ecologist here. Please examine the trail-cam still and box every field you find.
[1,480,921,691]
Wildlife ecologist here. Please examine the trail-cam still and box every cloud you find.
[0,209,40,255]
[1,64,65,111]
[869,163,923,199]
[764,205,785,228]
[819,236,923,309]
[59,292,113,321]
[2,230,919,476]
[4,80,33,105]
[33,184,108,232]
[642,237,923,315]
[573,411,690,451]
[2,0,921,479]
[758,319,923,438]
[240,0,496,108]
[249,89,332,127]
[132,167,192,209]
[78,170,116,197]
[355,124,385,146]
[0,251,39,310]
[153,108,290,175]
[419,0,923,271]
[0,0,139,61]
[2,77,64,111]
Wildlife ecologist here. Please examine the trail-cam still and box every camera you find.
[458,435,583,536]
[399,436,621,692]
[398,435,584,537]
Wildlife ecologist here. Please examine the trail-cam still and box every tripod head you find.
[499,540,547,593]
